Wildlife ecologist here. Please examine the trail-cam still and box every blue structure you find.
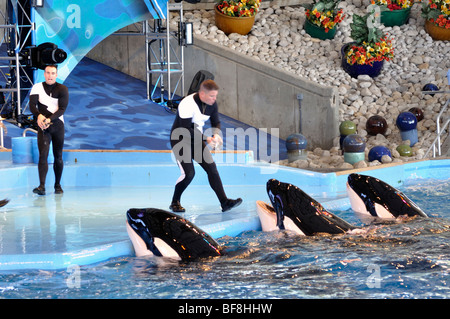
[32,0,168,83]
[342,134,366,164]
[396,111,418,146]
[286,133,307,162]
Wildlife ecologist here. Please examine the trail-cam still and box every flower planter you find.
[214,5,256,35]
[425,19,450,41]
[341,43,384,78]
[304,18,337,40]
[380,8,411,27]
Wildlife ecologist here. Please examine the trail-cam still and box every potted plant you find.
[341,12,395,78]
[214,0,261,35]
[422,0,450,40]
[303,0,345,40]
[371,0,414,26]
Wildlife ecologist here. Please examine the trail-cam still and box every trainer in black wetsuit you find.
[170,79,242,213]
[29,65,69,195]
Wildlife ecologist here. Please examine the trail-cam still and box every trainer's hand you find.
[208,134,223,149]
[37,114,50,130]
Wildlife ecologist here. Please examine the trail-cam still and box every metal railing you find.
[423,91,450,158]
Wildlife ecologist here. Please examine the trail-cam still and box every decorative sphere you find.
[342,134,366,153]
[396,112,417,131]
[368,145,391,162]
[339,120,356,136]
[408,107,424,122]
[286,133,307,151]
[396,144,413,157]
[366,115,388,136]
[422,83,439,96]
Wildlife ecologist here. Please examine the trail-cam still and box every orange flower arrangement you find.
[422,0,450,28]
[371,0,415,10]
[345,12,394,66]
[304,0,345,32]
[346,37,394,65]
[216,0,261,17]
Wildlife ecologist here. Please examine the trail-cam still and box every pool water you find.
[0,178,448,299]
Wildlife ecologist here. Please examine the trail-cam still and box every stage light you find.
[178,22,193,46]
[32,0,44,7]
[185,22,193,45]
[25,42,67,70]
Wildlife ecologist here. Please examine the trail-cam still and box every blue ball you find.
[368,145,391,162]
[422,83,439,96]
[286,133,307,151]
[396,112,417,131]
[342,134,366,153]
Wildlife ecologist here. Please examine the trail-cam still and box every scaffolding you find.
[145,2,186,110]
[0,0,35,127]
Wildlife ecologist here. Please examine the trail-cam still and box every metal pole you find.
[166,6,170,104]
[145,20,150,100]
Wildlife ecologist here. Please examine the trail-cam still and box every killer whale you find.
[259,179,356,236]
[346,173,428,219]
[126,208,223,261]
[0,199,9,207]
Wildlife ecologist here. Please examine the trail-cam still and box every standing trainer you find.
[170,79,242,213]
[29,65,69,195]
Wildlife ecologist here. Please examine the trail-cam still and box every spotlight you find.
[185,22,193,45]
[178,22,193,46]
[26,42,67,70]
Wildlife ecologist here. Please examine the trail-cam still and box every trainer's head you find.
[198,80,219,106]
[44,65,58,86]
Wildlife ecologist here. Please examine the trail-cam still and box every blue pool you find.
[0,151,448,299]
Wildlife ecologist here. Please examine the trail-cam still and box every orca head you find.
[346,173,428,219]
[265,179,354,236]
[126,208,223,261]
[126,208,172,258]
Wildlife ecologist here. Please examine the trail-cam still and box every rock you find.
[340,162,354,170]
[293,159,309,169]
[354,160,367,169]
[410,55,424,65]
[381,155,392,163]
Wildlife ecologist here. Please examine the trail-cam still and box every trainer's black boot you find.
[169,201,185,213]
[54,184,64,194]
[221,198,243,212]
[33,186,46,196]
